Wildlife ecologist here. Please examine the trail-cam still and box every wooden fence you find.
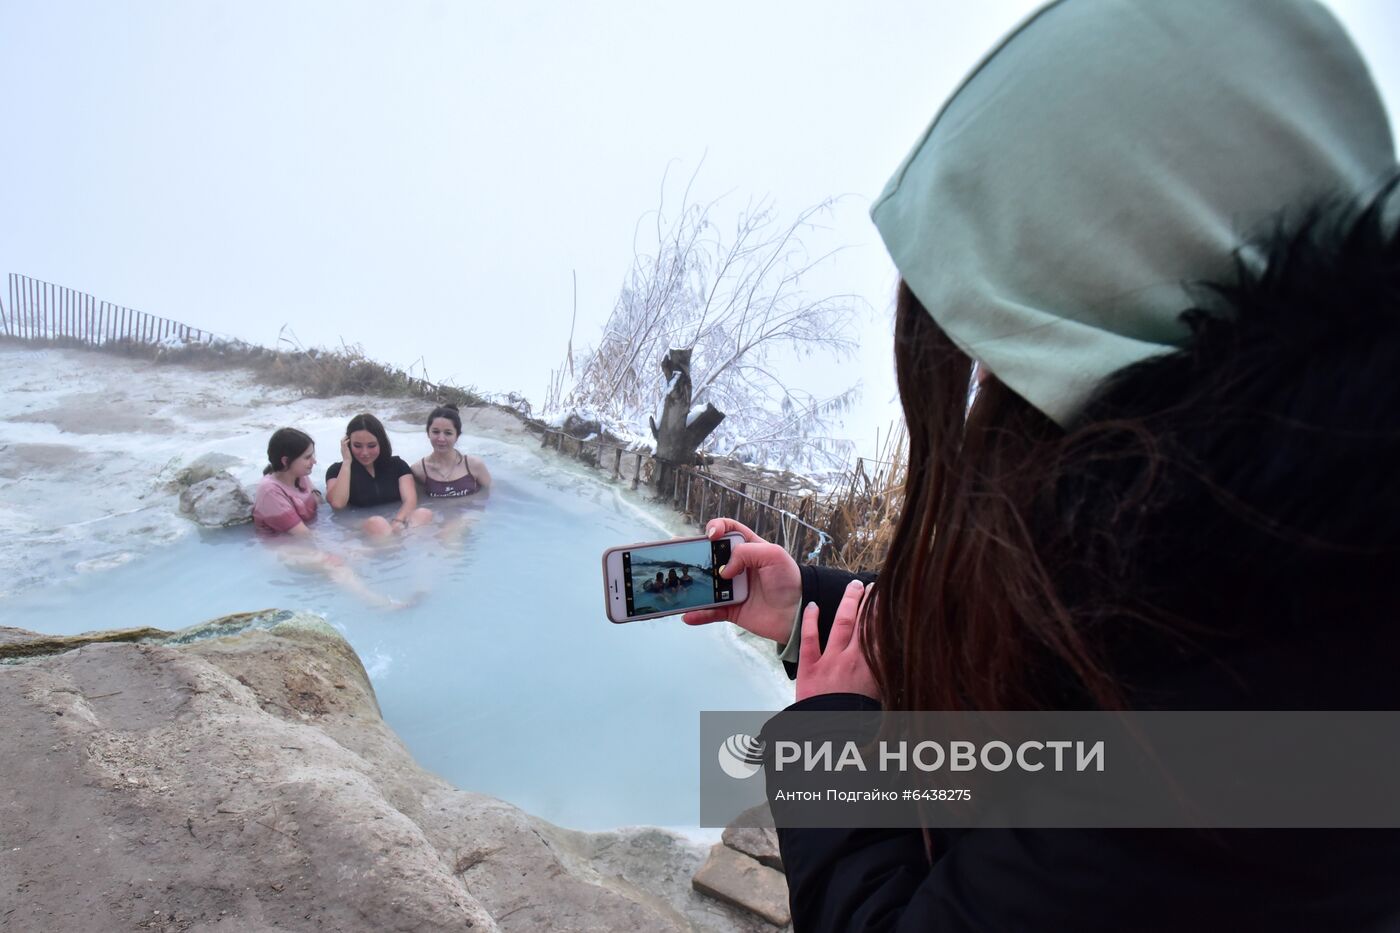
[538,427,834,564]
[0,273,213,347]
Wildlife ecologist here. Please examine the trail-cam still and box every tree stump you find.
[649,347,724,498]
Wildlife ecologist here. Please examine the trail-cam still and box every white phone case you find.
[601,532,749,623]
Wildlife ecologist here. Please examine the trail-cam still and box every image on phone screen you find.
[621,536,733,619]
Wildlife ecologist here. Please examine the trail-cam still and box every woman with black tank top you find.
[411,404,492,500]
[411,404,492,544]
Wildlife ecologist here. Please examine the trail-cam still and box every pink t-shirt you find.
[253,475,319,535]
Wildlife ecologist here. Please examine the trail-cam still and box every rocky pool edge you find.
[0,611,788,931]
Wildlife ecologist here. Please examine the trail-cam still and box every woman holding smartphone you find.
[326,412,432,536]
[685,0,1400,928]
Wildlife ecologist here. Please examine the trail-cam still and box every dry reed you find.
[819,422,907,572]
[63,336,487,408]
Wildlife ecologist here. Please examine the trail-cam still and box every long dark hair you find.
[869,285,1103,712]
[263,427,314,476]
[868,182,1400,713]
[345,413,392,461]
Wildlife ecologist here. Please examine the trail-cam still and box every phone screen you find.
[621,536,734,619]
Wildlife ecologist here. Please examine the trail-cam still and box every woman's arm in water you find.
[392,473,417,529]
[468,455,492,494]
[326,436,353,510]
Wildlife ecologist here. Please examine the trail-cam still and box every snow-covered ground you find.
[0,344,536,599]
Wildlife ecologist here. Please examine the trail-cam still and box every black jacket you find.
[772,565,1400,932]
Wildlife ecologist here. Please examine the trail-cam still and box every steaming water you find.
[3,434,793,831]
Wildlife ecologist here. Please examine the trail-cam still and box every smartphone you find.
[602,532,749,623]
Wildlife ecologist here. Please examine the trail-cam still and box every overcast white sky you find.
[2,1,1396,458]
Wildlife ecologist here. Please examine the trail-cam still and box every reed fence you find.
[0,273,213,347]
[537,427,835,564]
[0,273,486,407]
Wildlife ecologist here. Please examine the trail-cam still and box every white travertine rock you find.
[177,471,253,526]
[0,612,776,932]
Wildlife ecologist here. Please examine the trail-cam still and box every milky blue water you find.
[4,438,793,831]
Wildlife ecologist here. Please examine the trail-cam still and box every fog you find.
[2,1,1395,458]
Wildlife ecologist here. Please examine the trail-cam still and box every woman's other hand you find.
[795,579,879,703]
[339,435,352,463]
[682,519,801,644]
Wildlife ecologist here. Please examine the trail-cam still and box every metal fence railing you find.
[1,273,213,347]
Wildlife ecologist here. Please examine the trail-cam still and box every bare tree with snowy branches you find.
[545,163,864,475]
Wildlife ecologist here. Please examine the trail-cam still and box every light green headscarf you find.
[871,0,1396,426]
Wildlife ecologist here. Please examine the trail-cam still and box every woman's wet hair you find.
[264,427,314,475]
[426,404,461,434]
[868,180,1400,714]
[345,413,392,461]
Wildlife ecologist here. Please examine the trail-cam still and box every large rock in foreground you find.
[0,612,781,932]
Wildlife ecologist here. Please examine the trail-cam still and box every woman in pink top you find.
[253,428,321,536]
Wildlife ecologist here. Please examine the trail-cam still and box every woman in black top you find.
[684,0,1400,928]
[325,412,432,536]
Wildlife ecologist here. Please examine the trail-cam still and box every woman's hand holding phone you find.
[681,519,801,644]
